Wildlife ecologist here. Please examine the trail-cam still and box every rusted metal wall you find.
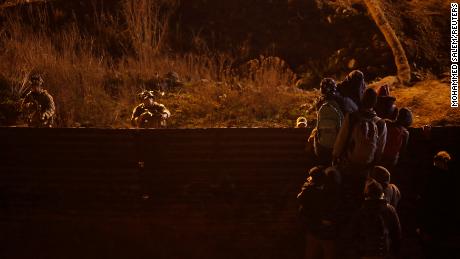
[0,127,458,259]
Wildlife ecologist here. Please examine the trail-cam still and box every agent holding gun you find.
[20,74,56,127]
[131,90,170,128]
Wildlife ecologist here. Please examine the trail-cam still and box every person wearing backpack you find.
[311,78,345,163]
[375,85,398,120]
[370,166,401,209]
[313,78,359,115]
[352,179,402,259]
[382,108,413,168]
[337,70,367,108]
[333,88,387,170]
[297,166,341,259]
[308,78,358,162]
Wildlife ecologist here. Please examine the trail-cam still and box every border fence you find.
[0,127,459,258]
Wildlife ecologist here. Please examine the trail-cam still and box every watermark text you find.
[452,3,459,107]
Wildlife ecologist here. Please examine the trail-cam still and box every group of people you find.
[18,74,171,128]
[297,70,429,258]
[303,70,412,169]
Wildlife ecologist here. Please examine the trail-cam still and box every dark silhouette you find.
[370,166,401,208]
[352,179,402,259]
[382,107,413,168]
[336,70,367,108]
[375,85,398,120]
[333,88,387,170]
[297,166,340,259]
[417,151,460,259]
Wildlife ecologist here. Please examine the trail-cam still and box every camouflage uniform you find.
[21,75,56,127]
[131,90,170,128]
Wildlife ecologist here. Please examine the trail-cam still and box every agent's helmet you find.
[29,74,44,86]
[320,78,337,96]
[138,90,164,101]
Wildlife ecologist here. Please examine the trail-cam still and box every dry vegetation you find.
[0,0,457,128]
[0,0,315,128]
[392,80,460,127]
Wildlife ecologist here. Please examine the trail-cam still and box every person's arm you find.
[297,181,310,200]
[20,93,33,111]
[374,119,387,164]
[343,97,358,114]
[131,105,142,127]
[388,205,402,255]
[42,92,56,120]
[400,129,410,155]
[297,182,313,218]
[162,105,171,119]
[332,113,351,161]
[391,184,402,208]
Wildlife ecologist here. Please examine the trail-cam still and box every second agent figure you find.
[131,90,171,128]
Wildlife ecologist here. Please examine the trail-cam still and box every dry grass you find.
[0,0,456,128]
[0,1,315,128]
[392,80,460,127]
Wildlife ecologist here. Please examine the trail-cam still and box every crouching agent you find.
[20,74,56,128]
[131,90,171,128]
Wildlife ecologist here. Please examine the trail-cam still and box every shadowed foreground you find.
[0,127,458,258]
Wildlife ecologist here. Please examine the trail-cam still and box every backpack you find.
[382,123,405,164]
[315,100,344,149]
[348,114,380,165]
[359,209,391,256]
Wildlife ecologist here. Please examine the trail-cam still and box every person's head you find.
[396,108,413,128]
[296,117,308,128]
[348,70,366,101]
[370,166,391,188]
[325,166,341,186]
[376,84,397,119]
[337,70,367,106]
[307,166,326,186]
[29,74,44,90]
[361,88,378,109]
[145,91,156,105]
[320,78,337,97]
[377,85,390,97]
[364,179,384,200]
[433,151,452,171]
[348,69,365,82]
[139,91,164,106]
